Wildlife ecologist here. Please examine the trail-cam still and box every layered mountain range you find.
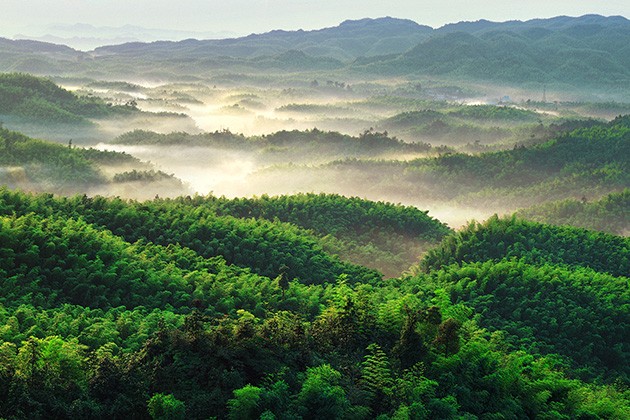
[1,15,629,89]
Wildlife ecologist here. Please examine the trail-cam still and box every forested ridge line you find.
[421,214,629,277]
[516,189,629,235]
[0,188,627,418]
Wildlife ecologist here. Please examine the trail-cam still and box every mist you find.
[15,75,623,231]
[90,141,522,229]
[94,144,256,195]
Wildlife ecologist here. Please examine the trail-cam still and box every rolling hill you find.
[0,73,137,124]
[0,190,627,418]
[516,189,630,235]
[0,126,189,197]
[242,115,630,211]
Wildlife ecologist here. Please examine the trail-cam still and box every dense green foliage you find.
[0,73,136,123]
[206,193,448,240]
[433,260,629,381]
[0,127,106,191]
[0,189,627,418]
[418,216,630,382]
[516,189,629,235]
[1,15,629,417]
[0,189,381,285]
[422,215,629,276]
[0,189,450,278]
[187,193,450,276]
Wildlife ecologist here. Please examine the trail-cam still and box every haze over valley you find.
[0,5,628,419]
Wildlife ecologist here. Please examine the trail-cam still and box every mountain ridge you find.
[4,14,627,56]
[2,15,630,90]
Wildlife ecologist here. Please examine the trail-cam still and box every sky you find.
[3,0,630,38]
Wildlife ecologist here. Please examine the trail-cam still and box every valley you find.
[0,11,628,419]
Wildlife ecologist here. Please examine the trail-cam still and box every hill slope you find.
[0,189,452,279]
[417,215,630,382]
[0,126,189,197]
[176,193,451,276]
[244,116,630,212]
[0,190,627,418]
[0,73,136,124]
[357,18,630,89]
[516,189,630,235]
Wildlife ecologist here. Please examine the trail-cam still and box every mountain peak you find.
[338,16,430,30]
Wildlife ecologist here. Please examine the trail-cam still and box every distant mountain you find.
[0,37,79,56]
[437,14,630,34]
[88,14,630,89]
[354,15,630,89]
[0,37,86,74]
[2,15,630,90]
[92,17,433,61]
[15,23,237,51]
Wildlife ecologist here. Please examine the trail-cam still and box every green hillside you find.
[175,193,451,277]
[0,73,137,124]
[0,188,451,280]
[418,258,629,382]
[516,189,630,235]
[421,215,629,276]
[0,126,106,192]
[248,116,629,210]
[0,190,627,418]
[0,14,629,419]
[417,216,630,382]
[0,189,382,285]
[0,126,189,197]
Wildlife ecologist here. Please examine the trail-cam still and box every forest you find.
[0,125,190,199]
[0,189,628,419]
[233,116,629,220]
[0,11,629,420]
[516,189,629,236]
[0,73,137,124]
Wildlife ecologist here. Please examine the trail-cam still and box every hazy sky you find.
[3,0,630,37]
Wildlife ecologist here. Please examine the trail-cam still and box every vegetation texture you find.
[0,190,627,419]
